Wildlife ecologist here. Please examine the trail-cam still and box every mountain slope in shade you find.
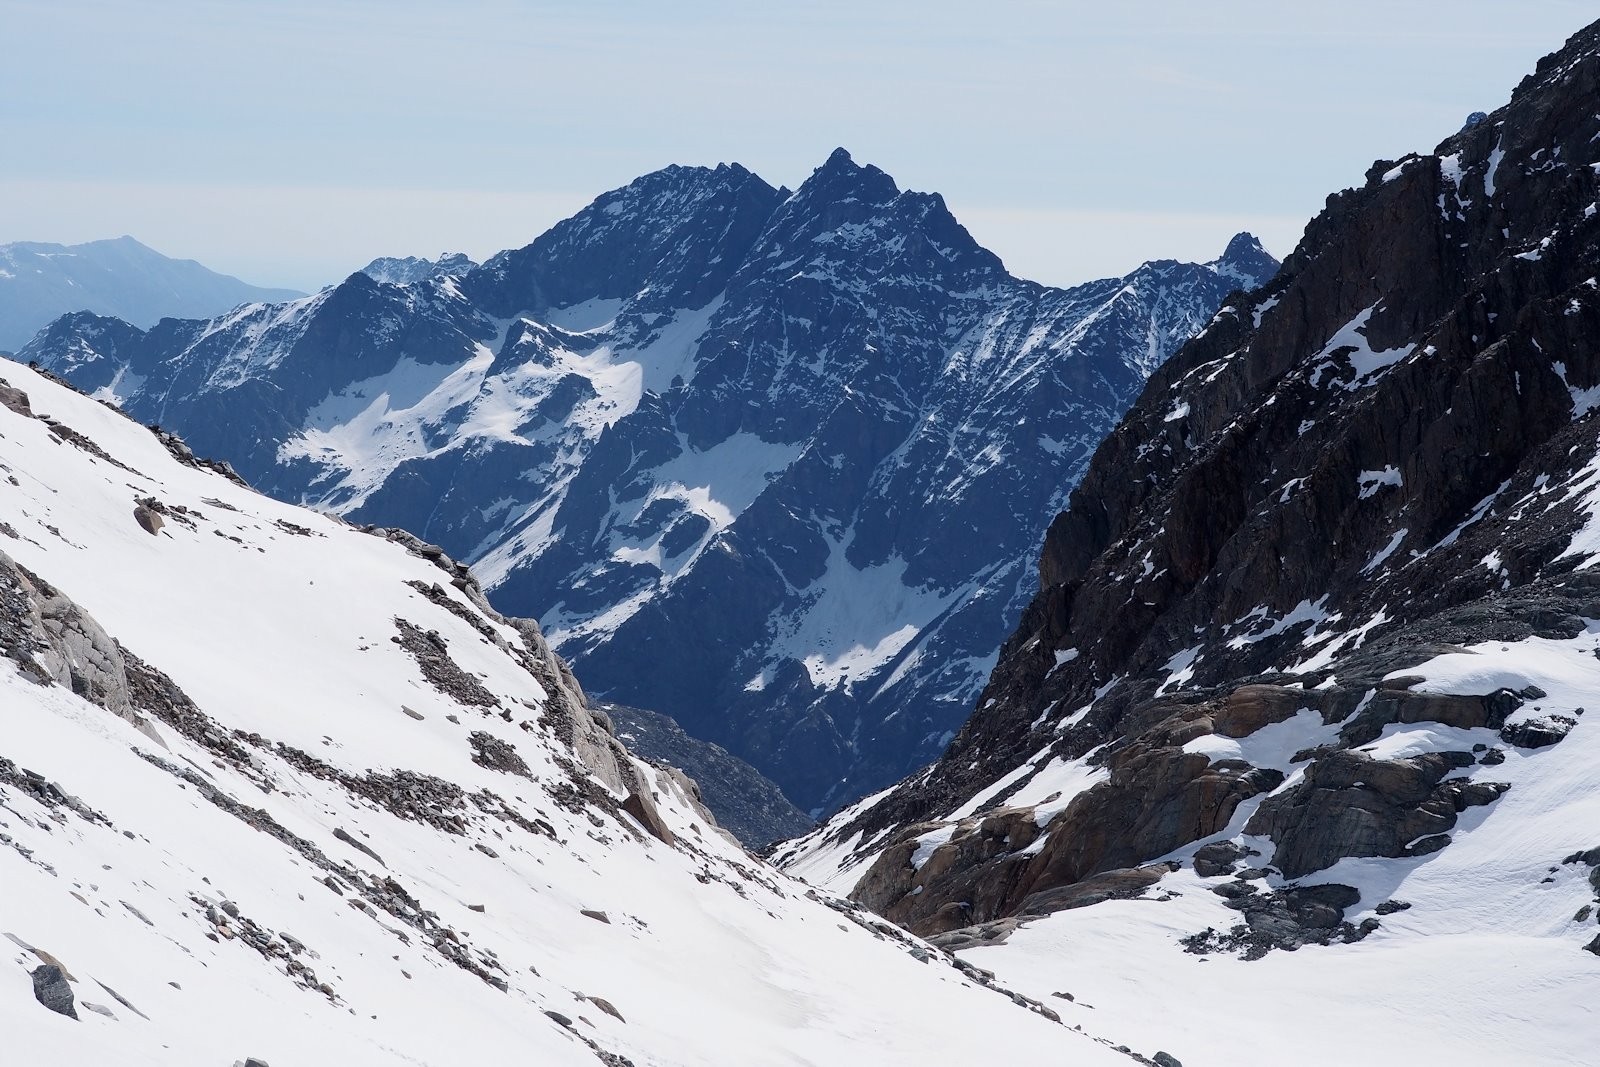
[21,154,1275,815]
[0,236,303,351]
[776,19,1600,1067]
[0,358,1148,1067]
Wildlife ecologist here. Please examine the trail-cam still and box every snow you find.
[1358,466,1403,499]
[1183,709,1340,772]
[1312,306,1415,388]
[955,632,1600,1067]
[0,358,1129,1067]
[768,533,958,691]
[1552,360,1600,418]
[1225,597,1329,649]
[1252,294,1280,328]
[1361,527,1408,575]
[910,825,958,870]
[1006,755,1108,828]
[1485,137,1506,197]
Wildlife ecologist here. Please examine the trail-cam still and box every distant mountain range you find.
[0,236,302,351]
[22,151,1274,817]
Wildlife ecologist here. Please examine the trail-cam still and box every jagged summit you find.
[1210,231,1279,284]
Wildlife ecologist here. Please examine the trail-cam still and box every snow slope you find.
[0,359,1135,1066]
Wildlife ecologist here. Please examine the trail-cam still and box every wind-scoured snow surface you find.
[0,360,1131,1066]
[22,152,1275,813]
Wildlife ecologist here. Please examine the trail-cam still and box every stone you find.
[586,995,625,1022]
[333,827,385,867]
[1153,1054,1183,1067]
[581,909,610,924]
[0,382,32,416]
[621,790,676,846]
[1017,866,1169,917]
[1500,715,1577,749]
[1192,841,1245,878]
[132,504,164,536]
[544,1010,574,1028]
[1245,750,1505,878]
[31,963,77,1020]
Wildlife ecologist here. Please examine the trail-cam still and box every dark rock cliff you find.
[796,19,1600,936]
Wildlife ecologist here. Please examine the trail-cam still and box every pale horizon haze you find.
[3,1,1594,292]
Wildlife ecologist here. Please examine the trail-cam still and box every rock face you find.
[599,702,812,848]
[0,236,302,352]
[22,152,1274,814]
[781,19,1600,941]
[1246,751,1508,879]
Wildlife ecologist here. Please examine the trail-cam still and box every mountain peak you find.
[798,147,901,205]
[1210,230,1279,288]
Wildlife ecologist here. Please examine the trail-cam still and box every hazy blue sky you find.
[3,1,1592,290]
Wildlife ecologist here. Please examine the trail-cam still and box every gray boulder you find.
[31,963,77,1020]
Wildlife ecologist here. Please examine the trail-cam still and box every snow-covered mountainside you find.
[359,252,478,286]
[21,152,1275,815]
[0,358,1151,1066]
[0,236,302,352]
[776,19,1600,1066]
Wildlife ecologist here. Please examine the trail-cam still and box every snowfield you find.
[0,359,1135,1066]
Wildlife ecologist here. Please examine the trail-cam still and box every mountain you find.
[20,153,1274,816]
[360,252,478,285]
[776,20,1600,1066]
[0,236,302,352]
[0,358,1150,1067]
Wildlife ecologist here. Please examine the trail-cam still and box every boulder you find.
[31,963,77,1020]
[1246,750,1508,878]
[1501,715,1577,749]
[621,790,676,846]
[133,503,164,536]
